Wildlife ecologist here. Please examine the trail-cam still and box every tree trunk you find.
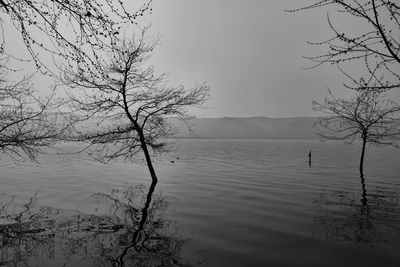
[137,128,158,183]
[359,134,367,177]
[139,179,157,229]
[360,172,368,207]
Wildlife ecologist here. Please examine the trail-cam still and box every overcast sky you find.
[4,0,364,119]
[134,0,355,118]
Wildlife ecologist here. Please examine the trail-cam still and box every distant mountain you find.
[170,116,319,139]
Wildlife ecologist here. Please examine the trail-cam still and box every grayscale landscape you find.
[1,1,400,267]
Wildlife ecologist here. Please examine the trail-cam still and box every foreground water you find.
[1,139,400,266]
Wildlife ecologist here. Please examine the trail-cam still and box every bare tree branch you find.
[0,54,66,161]
[313,88,400,173]
[60,30,210,182]
[0,0,153,74]
[288,0,400,91]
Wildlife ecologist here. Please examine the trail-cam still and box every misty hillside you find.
[170,117,319,139]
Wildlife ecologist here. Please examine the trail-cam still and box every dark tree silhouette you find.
[291,0,400,90]
[0,0,152,73]
[313,89,400,175]
[288,0,400,174]
[0,55,64,161]
[61,31,209,182]
[289,0,400,92]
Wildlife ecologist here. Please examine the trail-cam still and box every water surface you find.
[1,139,400,266]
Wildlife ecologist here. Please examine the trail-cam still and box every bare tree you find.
[288,0,400,92]
[288,0,400,174]
[0,0,152,74]
[61,32,209,182]
[0,56,63,161]
[0,1,151,161]
[313,89,400,175]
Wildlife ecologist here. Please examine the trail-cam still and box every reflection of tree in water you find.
[313,175,400,249]
[0,191,56,266]
[0,182,188,266]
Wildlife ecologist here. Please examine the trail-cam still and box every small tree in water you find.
[288,0,400,174]
[314,89,400,175]
[61,31,209,182]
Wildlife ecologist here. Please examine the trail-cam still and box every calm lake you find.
[1,139,400,266]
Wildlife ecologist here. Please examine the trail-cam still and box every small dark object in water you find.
[171,161,175,163]
[308,149,312,167]
[177,157,180,160]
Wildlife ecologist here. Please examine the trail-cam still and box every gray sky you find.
[4,0,364,118]
[137,0,351,118]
